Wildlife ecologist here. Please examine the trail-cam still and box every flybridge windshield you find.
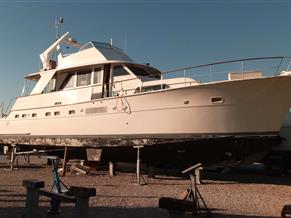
[80,42,133,62]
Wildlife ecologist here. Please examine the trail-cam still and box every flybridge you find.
[40,32,132,72]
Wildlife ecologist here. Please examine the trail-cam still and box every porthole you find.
[54,111,60,116]
[32,113,37,118]
[211,97,224,104]
[15,114,19,119]
[45,112,51,117]
[22,114,27,118]
[69,110,75,115]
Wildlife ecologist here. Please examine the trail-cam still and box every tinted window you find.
[127,65,161,81]
[77,69,92,87]
[60,73,75,89]
[93,67,102,84]
[113,65,129,76]
[135,84,169,93]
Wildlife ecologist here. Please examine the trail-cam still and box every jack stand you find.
[133,146,146,185]
[47,156,68,194]
[10,144,18,170]
[23,154,30,165]
[47,156,69,215]
[182,163,208,215]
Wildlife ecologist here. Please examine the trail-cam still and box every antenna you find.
[55,17,64,40]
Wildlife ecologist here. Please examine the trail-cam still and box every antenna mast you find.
[55,17,64,40]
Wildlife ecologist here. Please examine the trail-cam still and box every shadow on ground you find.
[115,163,291,186]
[201,170,291,186]
[0,206,279,218]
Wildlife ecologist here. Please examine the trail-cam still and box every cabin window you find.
[69,110,75,115]
[22,114,27,118]
[134,84,169,93]
[15,114,19,119]
[59,73,76,89]
[113,65,129,76]
[32,113,37,118]
[127,65,161,81]
[43,75,56,93]
[77,69,92,87]
[45,112,51,117]
[93,67,102,84]
[22,79,38,96]
[54,111,60,116]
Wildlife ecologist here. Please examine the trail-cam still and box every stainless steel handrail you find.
[163,56,291,74]
[162,56,291,83]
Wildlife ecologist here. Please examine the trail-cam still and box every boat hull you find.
[0,76,290,165]
[3,76,291,136]
[0,134,280,166]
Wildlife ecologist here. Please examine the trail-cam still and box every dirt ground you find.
[0,155,290,218]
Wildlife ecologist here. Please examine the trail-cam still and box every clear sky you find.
[0,0,291,106]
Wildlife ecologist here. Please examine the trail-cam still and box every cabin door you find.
[91,66,104,100]
[102,64,111,98]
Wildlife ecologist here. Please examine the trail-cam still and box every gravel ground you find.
[0,155,290,218]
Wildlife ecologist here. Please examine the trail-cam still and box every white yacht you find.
[1,32,291,166]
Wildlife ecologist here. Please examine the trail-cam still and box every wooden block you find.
[70,164,90,175]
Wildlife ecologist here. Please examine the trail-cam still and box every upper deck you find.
[39,32,133,72]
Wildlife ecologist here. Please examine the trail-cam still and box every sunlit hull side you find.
[2,76,291,135]
[0,75,290,165]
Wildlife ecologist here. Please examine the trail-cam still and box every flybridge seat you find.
[49,60,57,70]
[228,71,263,80]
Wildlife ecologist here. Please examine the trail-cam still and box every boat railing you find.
[89,56,291,98]
[0,97,15,118]
[162,56,291,84]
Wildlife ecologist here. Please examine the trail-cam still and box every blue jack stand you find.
[47,156,69,215]
[47,156,68,194]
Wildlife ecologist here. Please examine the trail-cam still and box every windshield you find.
[127,64,161,81]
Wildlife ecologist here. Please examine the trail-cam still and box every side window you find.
[113,65,129,77]
[44,75,56,93]
[93,67,102,84]
[77,69,92,87]
[59,73,76,90]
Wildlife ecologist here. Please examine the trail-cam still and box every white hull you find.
[1,76,291,137]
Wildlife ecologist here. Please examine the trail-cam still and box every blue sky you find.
[0,0,291,105]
